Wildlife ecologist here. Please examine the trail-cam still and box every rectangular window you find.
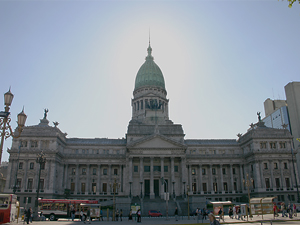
[223,182,228,191]
[23,197,27,204]
[41,163,45,170]
[251,165,254,171]
[92,183,97,193]
[164,166,168,172]
[202,168,206,175]
[174,166,178,172]
[213,183,218,192]
[284,163,288,169]
[40,179,44,190]
[82,168,86,175]
[17,178,22,189]
[270,142,276,149]
[192,168,196,175]
[265,178,270,188]
[81,183,86,193]
[28,197,31,204]
[144,166,150,172]
[30,163,34,170]
[279,142,286,149]
[232,168,236,175]
[21,141,27,147]
[72,168,76,175]
[114,169,118,175]
[275,178,280,188]
[19,162,23,169]
[153,166,161,172]
[260,142,267,149]
[233,182,237,191]
[134,166,138,172]
[274,163,278,169]
[27,179,33,190]
[212,168,216,175]
[93,168,97,175]
[264,163,268,169]
[222,168,226,175]
[103,168,107,175]
[285,178,290,188]
[291,195,295,201]
[103,183,107,192]
[192,183,197,192]
[71,183,75,192]
[202,183,207,192]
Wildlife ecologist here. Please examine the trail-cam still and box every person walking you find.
[84,208,91,224]
[137,209,141,223]
[116,208,119,221]
[208,213,220,225]
[120,209,123,221]
[174,207,178,221]
[233,206,237,219]
[293,203,297,217]
[128,209,133,221]
[26,207,31,224]
[228,207,233,219]
[218,207,224,222]
[281,203,287,217]
[71,206,76,221]
[202,208,207,220]
[197,208,201,223]
[80,209,84,221]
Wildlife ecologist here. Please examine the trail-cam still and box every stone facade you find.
[4,44,300,213]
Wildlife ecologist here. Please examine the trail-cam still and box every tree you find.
[286,0,300,8]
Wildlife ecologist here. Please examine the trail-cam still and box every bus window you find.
[0,197,9,208]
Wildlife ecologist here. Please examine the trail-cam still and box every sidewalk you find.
[6,214,300,225]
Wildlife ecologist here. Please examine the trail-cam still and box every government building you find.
[4,43,300,215]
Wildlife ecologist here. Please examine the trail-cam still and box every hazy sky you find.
[1,0,300,162]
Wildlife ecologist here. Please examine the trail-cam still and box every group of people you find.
[228,206,242,220]
[275,202,297,218]
[23,207,33,224]
[127,209,141,222]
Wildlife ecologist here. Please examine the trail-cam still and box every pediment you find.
[127,134,186,149]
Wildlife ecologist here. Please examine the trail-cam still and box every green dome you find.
[134,44,165,91]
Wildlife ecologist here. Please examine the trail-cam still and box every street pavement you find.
[7,214,300,225]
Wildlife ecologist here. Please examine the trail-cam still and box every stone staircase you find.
[141,196,178,217]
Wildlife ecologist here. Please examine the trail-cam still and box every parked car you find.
[148,210,162,217]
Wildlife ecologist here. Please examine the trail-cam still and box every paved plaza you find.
[7,214,300,225]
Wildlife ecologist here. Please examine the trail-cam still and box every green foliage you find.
[286,0,300,8]
[240,195,249,203]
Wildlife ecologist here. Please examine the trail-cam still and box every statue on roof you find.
[257,112,261,122]
[44,109,49,119]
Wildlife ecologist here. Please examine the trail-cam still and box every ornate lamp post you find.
[110,178,120,221]
[243,173,253,219]
[129,181,132,198]
[140,181,143,199]
[187,184,190,220]
[172,181,175,198]
[34,151,46,219]
[0,88,27,164]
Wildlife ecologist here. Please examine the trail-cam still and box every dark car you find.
[148,210,162,217]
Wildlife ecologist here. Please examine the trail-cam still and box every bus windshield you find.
[0,196,9,209]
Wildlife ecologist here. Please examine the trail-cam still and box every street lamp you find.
[243,173,253,219]
[34,151,46,219]
[0,88,27,164]
[187,184,190,220]
[161,177,169,220]
[129,181,132,198]
[110,178,120,221]
[140,181,143,199]
[172,181,175,198]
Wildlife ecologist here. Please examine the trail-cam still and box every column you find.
[239,164,243,191]
[188,165,192,193]
[269,160,274,189]
[230,164,234,192]
[209,164,213,193]
[47,159,51,190]
[129,157,133,182]
[279,160,285,188]
[150,157,154,199]
[108,165,112,193]
[23,160,28,190]
[120,165,123,193]
[4,159,13,191]
[181,157,187,196]
[75,164,79,193]
[293,160,300,185]
[220,164,224,192]
[198,164,202,193]
[98,164,101,193]
[161,157,164,196]
[171,157,175,195]
[290,161,296,188]
[86,164,90,193]
[64,164,68,189]
[49,160,57,192]
[139,157,144,182]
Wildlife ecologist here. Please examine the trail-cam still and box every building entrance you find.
[154,179,159,196]
[144,180,150,196]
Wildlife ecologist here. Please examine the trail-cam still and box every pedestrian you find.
[84,208,91,224]
[137,209,141,223]
[120,209,123,221]
[29,208,33,223]
[218,207,224,222]
[237,207,241,220]
[281,203,287,217]
[175,207,178,221]
[197,208,201,223]
[208,213,220,225]
[233,205,237,219]
[80,209,84,221]
[228,207,233,219]
[100,209,103,221]
[202,208,207,220]
[293,203,297,217]
[71,206,76,221]
[26,207,31,224]
[288,204,293,219]
[273,203,278,218]
[116,208,119,221]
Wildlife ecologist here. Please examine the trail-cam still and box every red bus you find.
[0,194,18,224]
[38,199,98,221]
